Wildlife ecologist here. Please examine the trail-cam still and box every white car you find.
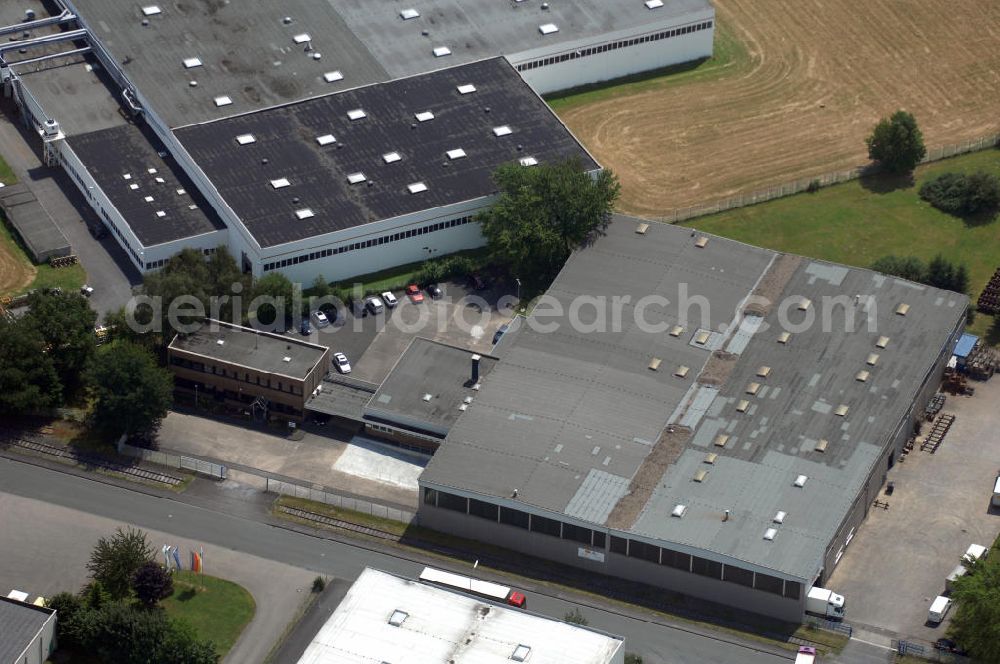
[312,309,330,328]
[80,285,94,297]
[381,291,398,308]
[333,352,351,374]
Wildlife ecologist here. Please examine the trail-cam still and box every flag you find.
[162,545,171,569]
[191,550,202,574]
[172,546,183,570]
[200,547,204,575]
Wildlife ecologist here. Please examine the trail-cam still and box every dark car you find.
[470,273,486,290]
[426,284,443,299]
[300,319,313,335]
[934,638,967,655]
[493,323,510,345]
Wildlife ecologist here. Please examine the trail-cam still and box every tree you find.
[250,272,297,325]
[86,342,173,440]
[86,527,153,600]
[309,274,331,298]
[965,171,1000,215]
[949,554,1000,661]
[22,291,97,391]
[926,254,956,290]
[870,255,926,282]
[0,316,62,414]
[478,158,620,290]
[919,171,1000,217]
[865,110,926,174]
[131,561,174,607]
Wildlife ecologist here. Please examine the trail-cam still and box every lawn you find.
[682,149,1000,340]
[162,571,255,658]
[0,218,86,297]
[0,153,16,185]
[319,247,490,299]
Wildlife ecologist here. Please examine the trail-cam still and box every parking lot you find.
[293,281,514,384]
[827,377,1000,641]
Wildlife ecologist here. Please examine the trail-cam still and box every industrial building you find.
[418,216,969,622]
[296,567,624,664]
[0,595,57,664]
[167,320,331,422]
[1,0,712,281]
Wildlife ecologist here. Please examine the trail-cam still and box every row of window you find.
[170,356,303,396]
[145,247,215,271]
[425,488,800,600]
[515,20,713,72]
[262,215,476,272]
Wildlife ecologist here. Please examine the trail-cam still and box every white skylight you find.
[519,156,539,167]
[433,46,452,57]
[794,474,808,488]
[295,208,314,220]
[492,125,513,137]
[645,0,664,8]
[147,168,157,174]
[323,71,343,83]
[154,177,165,184]
[383,152,402,164]
[293,33,311,44]
[183,57,202,69]
[141,5,161,17]
[408,182,428,194]
[457,84,477,95]
[129,183,139,190]
[415,111,435,122]
[270,178,291,189]
[400,8,420,20]
[671,504,687,518]
[236,134,256,145]
[155,210,166,218]
[764,528,777,541]
[315,134,336,146]
[122,173,132,180]
[446,148,467,160]
[347,109,367,121]
[143,196,154,203]
[214,96,232,107]
[347,172,367,184]
[176,188,186,195]
[774,511,787,524]
[539,23,559,35]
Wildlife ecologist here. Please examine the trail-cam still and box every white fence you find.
[118,442,227,480]
[265,477,416,525]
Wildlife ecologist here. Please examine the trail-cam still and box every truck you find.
[992,474,1000,508]
[795,646,817,664]
[418,566,526,608]
[806,586,846,620]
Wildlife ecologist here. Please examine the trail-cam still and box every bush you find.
[870,254,969,294]
[563,608,588,625]
[131,561,174,607]
[806,179,821,193]
[417,254,483,286]
[625,654,644,664]
[920,171,1000,216]
[312,576,326,593]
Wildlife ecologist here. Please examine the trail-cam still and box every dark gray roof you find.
[366,338,499,436]
[0,597,54,664]
[66,122,226,248]
[169,321,328,380]
[421,215,968,580]
[175,57,596,249]
[0,183,70,262]
[307,375,378,422]
[336,0,714,79]
[65,0,388,127]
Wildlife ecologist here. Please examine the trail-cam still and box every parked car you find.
[300,318,313,335]
[469,273,486,290]
[493,323,510,345]
[426,283,443,299]
[312,309,330,328]
[405,284,424,303]
[80,285,94,297]
[934,638,968,655]
[333,352,351,374]
[381,291,398,308]
[365,296,385,315]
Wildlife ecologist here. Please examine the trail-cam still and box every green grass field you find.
[546,19,749,112]
[0,218,87,296]
[162,571,255,658]
[682,149,1000,339]
[0,154,16,185]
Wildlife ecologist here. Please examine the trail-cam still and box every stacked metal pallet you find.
[977,267,1000,314]
[920,413,955,453]
[924,393,946,420]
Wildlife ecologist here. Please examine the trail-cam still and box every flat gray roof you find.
[367,338,498,436]
[307,375,378,421]
[169,320,328,381]
[421,215,967,580]
[0,597,53,664]
[0,183,70,262]
[336,0,714,79]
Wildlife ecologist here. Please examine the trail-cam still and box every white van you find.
[964,543,988,564]
[992,475,1000,507]
[946,564,967,592]
[928,595,952,624]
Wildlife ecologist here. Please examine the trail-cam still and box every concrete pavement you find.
[0,456,795,664]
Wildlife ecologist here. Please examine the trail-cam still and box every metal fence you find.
[118,443,227,480]
[265,477,416,526]
[805,617,853,638]
[893,639,972,664]
[658,133,1000,225]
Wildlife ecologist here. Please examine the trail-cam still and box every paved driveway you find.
[828,377,1000,641]
[0,489,314,664]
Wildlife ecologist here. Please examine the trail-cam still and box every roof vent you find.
[282,356,291,362]
[539,23,559,35]
[457,84,477,95]
[867,353,880,366]
[519,156,539,167]
[512,645,531,662]
[293,33,311,44]
[855,370,870,382]
[295,208,314,220]
[433,46,452,57]
[447,149,467,160]
[693,469,708,483]
[815,439,829,453]
[458,403,468,411]
[216,339,225,345]
[400,8,420,20]
[714,434,729,447]
[408,182,428,194]
[763,528,777,541]
[794,474,807,488]
[155,210,166,218]
[777,331,791,344]
[415,111,435,122]
[895,303,910,316]
[674,365,689,378]
[694,236,709,248]
[316,134,336,146]
[773,510,786,524]
[422,393,433,402]
[141,5,162,16]
[636,222,649,235]
[123,173,132,180]
[798,298,811,311]
[347,109,367,121]
[669,325,684,337]
[645,0,664,7]
[876,336,890,349]
[183,57,202,68]
[388,610,409,627]
[834,404,849,417]
[671,504,687,518]
[694,330,710,345]
[756,366,771,378]
[704,452,718,464]
[270,178,290,189]
[746,382,761,395]
[736,399,750,413]
[463,396,474,404]
[214,96,233,107]
[493,125,513,137]
[383,152,402,164]
[347,172,367,184]
[323,71,344,83]
[648,357,662,371]
[144,196,154,203]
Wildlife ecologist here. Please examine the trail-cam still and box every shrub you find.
[131,561,174,607]
[625,654,644,664]
[312,576,326,593]
[806,179,821,193]
[564,608,588,625]
[920,171,1000,216]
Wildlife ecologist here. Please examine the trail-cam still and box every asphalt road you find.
[0,457,791,664]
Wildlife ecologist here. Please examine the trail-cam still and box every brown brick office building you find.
[168,320,330,422]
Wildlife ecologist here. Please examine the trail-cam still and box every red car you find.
[406,284,424,303]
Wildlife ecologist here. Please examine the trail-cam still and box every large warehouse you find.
[1,0,713,279]
[418,216,969,622]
